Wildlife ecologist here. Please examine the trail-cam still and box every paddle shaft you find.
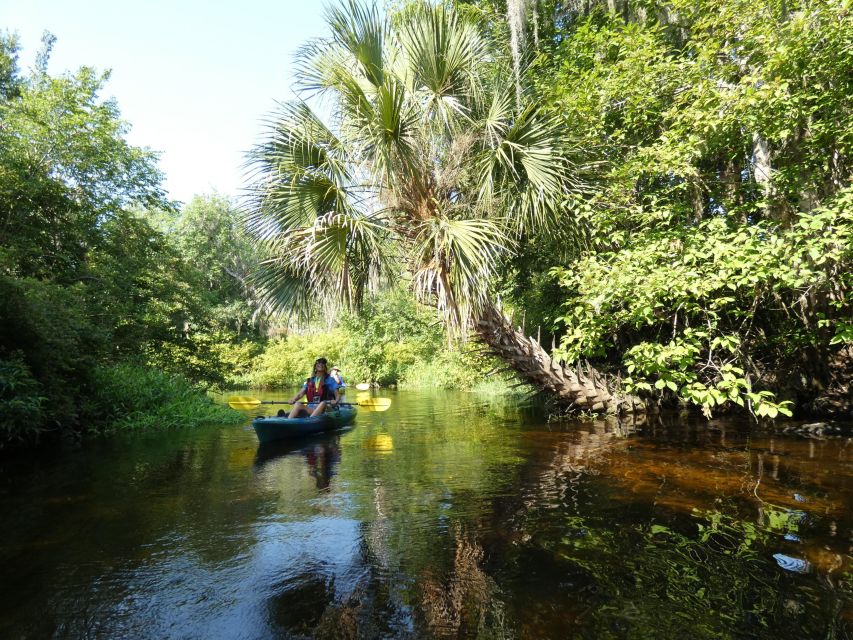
[254,400,347,406]
[228,395,391,411]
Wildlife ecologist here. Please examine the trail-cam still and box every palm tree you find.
[245,0,641,414]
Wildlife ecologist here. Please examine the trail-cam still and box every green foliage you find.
[246,288,519,391]
[90,364,243,432]
[209,338,265,387]
[0,275,106,425]
[337,288,446,386]
[400,348,487,390]
[133,195,266,387]
[248,288,446,389]
[166,194,261,334]
[535,0,853,227]
[0,356,46,445]
[521,0,853,417]
[87,212,200,358]
[246,1,580,334]
[553,189,852,416]
[64,205,248,390]
[0,272,246,442]
[831,321,853,346]
[337,289,517,390]
[0,36,259,445]
[0,33,167,281]
[249,331,347,389]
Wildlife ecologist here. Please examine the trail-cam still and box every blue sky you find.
[1,0,330,204]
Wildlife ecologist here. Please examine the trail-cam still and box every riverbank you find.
[1,363,242,449]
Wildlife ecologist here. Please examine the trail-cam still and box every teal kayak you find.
[252,405,358,444]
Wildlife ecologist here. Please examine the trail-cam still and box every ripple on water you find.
[0,391,851,639]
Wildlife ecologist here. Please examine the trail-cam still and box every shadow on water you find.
[267,570,335,635]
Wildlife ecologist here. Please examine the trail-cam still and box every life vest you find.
[306,376,333,402]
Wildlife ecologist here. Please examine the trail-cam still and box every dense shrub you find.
[248,330,347,388]
[0,276,105,428]
[0,357,46,446]
[337,289,446,386]
[246,290,519,392]
[211,338,265,387]
[523,0,853,417]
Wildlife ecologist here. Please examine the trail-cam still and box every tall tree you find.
[0,31,167,281]
[246,1,638,413]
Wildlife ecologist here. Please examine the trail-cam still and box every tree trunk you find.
[507,0,527,108]
[474,303,644,415]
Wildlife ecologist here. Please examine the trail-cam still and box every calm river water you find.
[0,390,850,639]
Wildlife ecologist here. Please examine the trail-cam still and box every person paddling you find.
[286,358,341,418]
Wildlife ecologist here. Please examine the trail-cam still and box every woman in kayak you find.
[286,357,341,418]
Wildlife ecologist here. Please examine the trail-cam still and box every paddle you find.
[228,395,391,412]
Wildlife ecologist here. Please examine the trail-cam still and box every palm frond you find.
[252,254,317,321]
[411,216,511,331]
[398,2,487,128]
[246,0,592,330]
[245,101,354,236]
[361,78,421,184]
[325,0,386,88]
[482,90,512,147]
[255,208,392,315]
[477,101,569,233]
[294,39,352,99]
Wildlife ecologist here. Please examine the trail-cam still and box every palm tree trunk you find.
[475,303,644,414]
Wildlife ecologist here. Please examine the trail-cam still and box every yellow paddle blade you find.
[228,396,262,410]
[357,398,391,411]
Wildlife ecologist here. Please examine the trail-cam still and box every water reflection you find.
[254,432,345,490]
[0,392,850,638]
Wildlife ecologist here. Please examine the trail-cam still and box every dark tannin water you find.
[0,391,850,638]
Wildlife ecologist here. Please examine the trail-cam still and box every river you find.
[0,390,850,638]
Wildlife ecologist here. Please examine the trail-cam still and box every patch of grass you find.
[90,363,243,432]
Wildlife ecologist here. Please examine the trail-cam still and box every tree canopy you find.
[0,34,250,444]
[246,0,584,332]
[511,0,853,417]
